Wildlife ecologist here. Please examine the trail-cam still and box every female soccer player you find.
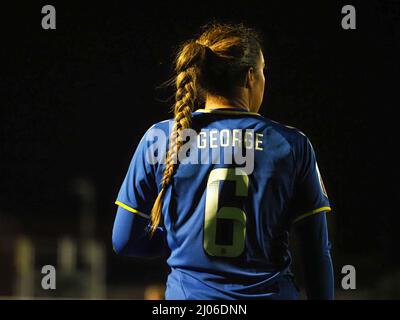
[112,23,334,300]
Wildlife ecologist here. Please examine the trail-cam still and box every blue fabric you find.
[112,206,167,258]
[165,269,300,300]
[114,107,333,299]
[295,212,334,299]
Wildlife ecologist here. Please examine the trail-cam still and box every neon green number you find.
[203,168,248,257]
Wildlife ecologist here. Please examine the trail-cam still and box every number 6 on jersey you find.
[203,168,248,258]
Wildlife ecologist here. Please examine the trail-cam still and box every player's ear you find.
[245,67,255,89]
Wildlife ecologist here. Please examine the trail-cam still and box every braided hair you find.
[149,23,262,236]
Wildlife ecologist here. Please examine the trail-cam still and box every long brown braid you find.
[149,23,262,236]
[149,40,205,235]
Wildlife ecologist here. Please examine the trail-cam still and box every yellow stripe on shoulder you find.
[115,201,151,220]
[293,206,332,224]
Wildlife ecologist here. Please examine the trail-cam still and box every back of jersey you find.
[116,107,331,299]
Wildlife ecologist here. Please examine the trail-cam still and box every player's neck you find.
[204,94,249,112]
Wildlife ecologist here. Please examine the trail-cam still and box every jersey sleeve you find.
[290,134,332,224]
[115,127,159,220]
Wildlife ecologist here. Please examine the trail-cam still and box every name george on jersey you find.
[197,129,263,150]
[145,128,264,175]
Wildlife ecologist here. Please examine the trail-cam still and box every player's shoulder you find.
[144,119,172,135]
[266,118,309,145]
[264,119,315,162]
[133,119,172,149]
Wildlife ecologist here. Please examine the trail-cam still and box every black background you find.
[0,1,399,297]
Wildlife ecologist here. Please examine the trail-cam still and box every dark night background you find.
[0,1,399,298]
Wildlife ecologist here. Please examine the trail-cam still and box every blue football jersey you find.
[115,107,331,299]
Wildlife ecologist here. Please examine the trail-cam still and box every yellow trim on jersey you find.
[293,206,332,224]
[196,108,261,116]
[115,201,151,220]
